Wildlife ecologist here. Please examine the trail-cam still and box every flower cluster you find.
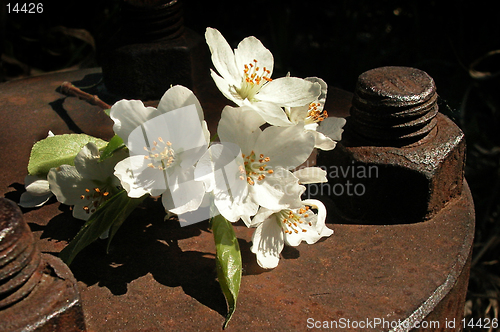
[22,27,345,269]
[20,27,345,327]
[199,28,345,268]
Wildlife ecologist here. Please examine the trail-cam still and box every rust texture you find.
[0,68,474,331]
[100,0,210,101]
[316,66,474,331]
[0,198,86,332]
[349,66,438,146]
[317,66,466,225]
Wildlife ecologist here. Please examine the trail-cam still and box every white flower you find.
[293,166,328,184]
[196,105,315,223]
[47,142,123,220]
[194,141,254,223]
[112,85,209,215]
[286,77,346,150]
[19,175,53,208]
[205,27,322,126]
[19,131,55,208]
[249,199,333,269]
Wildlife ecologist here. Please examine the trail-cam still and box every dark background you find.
[1,0,499,327]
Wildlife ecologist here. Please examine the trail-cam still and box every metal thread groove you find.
[350,66,438,146]
[0,199,43,309]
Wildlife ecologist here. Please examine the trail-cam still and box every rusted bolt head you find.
[350,66,438,147]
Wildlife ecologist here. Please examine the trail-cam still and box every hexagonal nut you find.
[315,113,465,224]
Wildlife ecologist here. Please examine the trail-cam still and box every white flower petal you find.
[73,143,100,176]
[286,104,309,124]
[284,199,332,246]
[305,77,327,105]
[157,85,204,121]
[217,106,263,153]
[19,176,53,208]
[162,166,206,215]
[194,148,217,193]
[73,143,114,181]
[249,168,304,210]
[234,36,274,78]
[48,165,92,205]
[202,120,211,145]
[114,155,167,198]
[210,70,243,106]
[134,105,208,169]
[110,99,161,142]
[194,143,255,223]
[23,175,51,195]
[205,27,240,86]
[302,199,333,239]
[293,167,327,184]
[248,101,292,126]
[257,123,315,169]
[250,216,284,269]
[19,191,52,208]
[256,77,321,107]
[248,206,276,228]
[317,116,346,142]
[285,226,321,246]
[215,193,258,223]
[195,143,243,191]
[72,202,93,221]
[284,213,322,246]
[312,130,337,150]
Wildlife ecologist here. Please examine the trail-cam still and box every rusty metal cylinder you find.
[101,0,209,101]
[0,65,476,331]
[315,66,474,330]
[119,0,184,44]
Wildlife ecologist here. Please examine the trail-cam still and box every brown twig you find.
[60,81,111,110]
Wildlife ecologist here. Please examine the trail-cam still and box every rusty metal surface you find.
[100,0,211,101]
[0,198,86,332]
[418,252,472,332]
[0,68,474,331]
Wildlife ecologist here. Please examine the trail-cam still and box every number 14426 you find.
[6,3,43,13]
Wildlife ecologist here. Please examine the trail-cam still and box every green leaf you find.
[212,214,242,329]
[210,132,219,143]
[59,190,146,265]
[28,134,107,176]
[99,135,125,161]
[105,193,143,254]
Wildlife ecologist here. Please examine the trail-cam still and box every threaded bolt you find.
[0,198,43,309]
[350,66,438,147]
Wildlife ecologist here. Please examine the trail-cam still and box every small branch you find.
[60,81,111,110]
[472,234,500,268]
